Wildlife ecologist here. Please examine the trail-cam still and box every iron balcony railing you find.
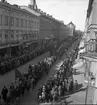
[80,52,97,61]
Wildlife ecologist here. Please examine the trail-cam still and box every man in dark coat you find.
[1,86,8,103]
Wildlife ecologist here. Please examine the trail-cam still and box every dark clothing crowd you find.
[0,56,56,105]
[37,59,78,104]
[0,48,49,75]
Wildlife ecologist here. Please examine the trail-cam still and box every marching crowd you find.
[0,56,56,105]
[0,47,49,75]
[37,59,78,104]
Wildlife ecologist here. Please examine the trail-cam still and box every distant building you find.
[67,21,76,30]
[67,21,76,36]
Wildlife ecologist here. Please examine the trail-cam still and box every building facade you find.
[80,0,97,104]
[0,0,40,57]
[67,21,76,36]
[39,14,53,40]
[0,0,75,58]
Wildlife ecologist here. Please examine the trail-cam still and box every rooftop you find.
[20,6,40,16]
[0,1,39,17]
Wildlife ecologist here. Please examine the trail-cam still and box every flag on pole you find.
[15,68,25,81]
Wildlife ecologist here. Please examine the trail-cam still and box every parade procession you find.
[0,0,88,104]
[0,56,57,105]
[0,33,81,105]
[0,48,79,105]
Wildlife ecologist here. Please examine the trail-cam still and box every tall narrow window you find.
[31,21,33,28]
[28,20,30,28]
[16,30,19,39]
[0,15,2,25]
[16,18,19,26]
[33,21,34,28]
[37,22,39,29]
[20,19,23,27]
[34,22,36,29]
[0,30,2,41]
[10,31,14,39]
[5,16,8,26]
[25,20,27,27]
[4,30,8,41]
[10,17,14,26]
[29,21,31,28]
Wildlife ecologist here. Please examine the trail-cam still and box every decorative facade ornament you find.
[84,31,96,52]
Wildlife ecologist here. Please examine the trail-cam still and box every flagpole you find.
[85,77,89,104]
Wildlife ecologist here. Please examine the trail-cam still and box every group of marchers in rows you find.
[37,59,78,104]
[0,56,56,105]
[0,47,49,75]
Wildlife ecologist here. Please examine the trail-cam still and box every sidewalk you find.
[64,59,93,104]
[65,67,86,104]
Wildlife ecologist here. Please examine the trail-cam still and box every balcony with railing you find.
[0,40,22,49]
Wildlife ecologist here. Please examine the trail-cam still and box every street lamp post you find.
[85,69,90,105]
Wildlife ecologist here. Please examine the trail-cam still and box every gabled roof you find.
[67,21,75,27]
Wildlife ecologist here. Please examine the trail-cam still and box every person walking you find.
[0,95,3,105]
[73,80,78,92]
[1,86,8,104]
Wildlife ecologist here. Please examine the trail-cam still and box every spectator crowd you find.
[0,56,56,105]
[0,47,49,75]
[37,59,78,105]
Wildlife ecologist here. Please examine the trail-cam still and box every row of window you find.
[0,15,39,29]
[0,30,38,41]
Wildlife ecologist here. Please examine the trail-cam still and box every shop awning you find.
[79,41,85,48]
[72,59,85,70]
[75,59,82,63]
[78,48,85,54]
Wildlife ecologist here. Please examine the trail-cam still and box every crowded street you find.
[18,57,64,105]
[0,35,81,105]
[0,52,50,92]
[17,42,80,105]
[0,0,88,104]
[0,0,96,104]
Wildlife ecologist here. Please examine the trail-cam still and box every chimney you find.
[44,12,46,15]
[30,0,37,10]
[13,4,19,8]
[38,9,41,12]
[30,0,34,5]
[41,11,43,13]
